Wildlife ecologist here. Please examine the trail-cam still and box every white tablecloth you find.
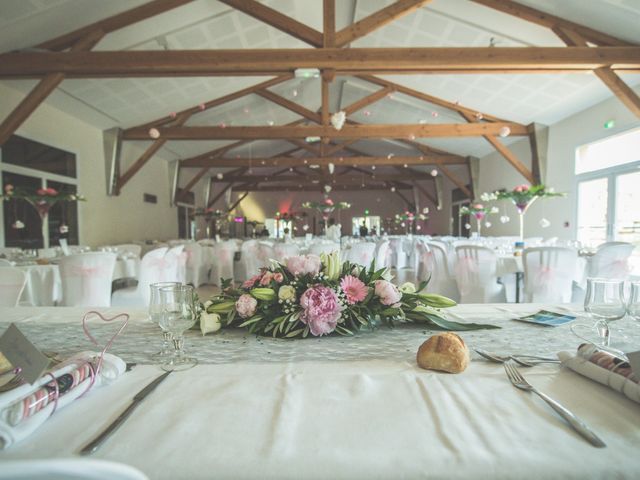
[0,305,639,479]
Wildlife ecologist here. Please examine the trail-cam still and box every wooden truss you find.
[0,0,638,204]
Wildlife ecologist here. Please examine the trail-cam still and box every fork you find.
[503,362,606,448]
[474,348,560,366]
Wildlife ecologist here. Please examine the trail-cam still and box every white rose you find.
[399,282,416,294]
[200,312,221,335]
[278,285,296,302]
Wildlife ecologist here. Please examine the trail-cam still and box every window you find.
[575,127,640,270]
[352,216,380,236]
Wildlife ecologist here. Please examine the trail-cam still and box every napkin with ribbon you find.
[0,351,126,449]
[558,344,640,404]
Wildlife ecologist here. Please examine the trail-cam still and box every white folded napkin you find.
[0,351,125,449]
[558,350,640,404]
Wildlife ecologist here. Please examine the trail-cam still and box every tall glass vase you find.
[514,197,537,243]
[474,213,485,237]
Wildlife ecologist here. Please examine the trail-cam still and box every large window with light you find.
[575,127,640,268]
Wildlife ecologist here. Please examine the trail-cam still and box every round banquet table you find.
[0,304,639,479]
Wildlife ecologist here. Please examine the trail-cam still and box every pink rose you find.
[286,254,321,276]
[260,272,273,286]
[300,285,342,336]
[37,188,47,196]
[273,272,284,283]
[236,294,257,318]
[242,273,262,289]
[374,280,402,306]
[45,187,58,195]
[325,198,334,206]
[473,204,483,210]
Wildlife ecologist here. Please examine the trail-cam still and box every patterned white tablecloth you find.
[0,304,639,479]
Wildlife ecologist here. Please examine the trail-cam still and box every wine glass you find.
[158,284,198,371]
[627,281,640,321]
[149,282,181,359]
[583,278,626,346]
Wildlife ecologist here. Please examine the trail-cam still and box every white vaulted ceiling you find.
[0,0,639,164]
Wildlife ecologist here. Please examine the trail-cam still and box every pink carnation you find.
[286,254,321,276]
[300,285,342,336]
[242,273,262,289]
[260,272,273,286]
[374,280,402,306]
[236,294,257,318]
[340,275,368,305]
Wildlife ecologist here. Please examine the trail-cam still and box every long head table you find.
[0,305,639,479]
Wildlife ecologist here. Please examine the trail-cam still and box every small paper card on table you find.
[514,310,576,327]
[0,323,50,384]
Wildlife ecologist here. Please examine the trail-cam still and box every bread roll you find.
[416,332,469,373]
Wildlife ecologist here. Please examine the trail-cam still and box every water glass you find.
[584,278,626,345]
[149,282,181,359]
[159,284,198,371]
[627,281,640,321]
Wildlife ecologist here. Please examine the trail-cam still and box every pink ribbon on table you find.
[80,311,129,397]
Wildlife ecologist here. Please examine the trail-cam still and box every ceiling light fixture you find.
[294,68,320,78]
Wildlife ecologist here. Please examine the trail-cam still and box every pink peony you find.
[260,272,273,286]
[286,254,321,276]
[325,198,334,206]
[473,204,484,210]
[37,188,47,196]
[236,294,257,318]
[242,273,262,289]
[374,280,402,306]
[273,272,284,283]
[45,187,58,195]
[300,285,342,336]
[340,275,368,305]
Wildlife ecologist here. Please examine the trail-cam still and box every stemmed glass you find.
[158,284,198,371]
[627,281,640,321]
[583,278,626,346]
[149,282,180,360]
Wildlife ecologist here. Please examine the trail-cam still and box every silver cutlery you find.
[474,348,560,366]
[503,362,606,448]
[80,371,171,455]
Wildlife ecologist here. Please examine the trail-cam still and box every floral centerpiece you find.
[459,203,498,236]
[197,252,498,338]
[394,210,428,234]
[484,184,565,241]
[302,198,351,234]
[3,184,85,247]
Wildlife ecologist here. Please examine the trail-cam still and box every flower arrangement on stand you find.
[3,184,85,247]
[302,199,351,234]
[197,252,498,338]
[394,209,429,234]
[484,184,565,241]
[458,203,498,236]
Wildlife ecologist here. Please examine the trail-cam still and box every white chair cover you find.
[240,240,263,279]
[0,247,21,257]
[423,242,460,302]
[258,242,276,268]
[454,245,505,303]
[111,247,168,307]
[588,242,634,280]
[0,259,12,266]
[183,242,208,287]
[0,267,27,306]
[273,243,300,264]
[523,247,578,303]
[389,238,407,269]
[115,244,142,258]
[210,240,237,285]
[308,243,340,256]
[344,243,376,267]
[0,459,149,480]
[375,240,392,270]
[163,245,186,283]
[58,253,117,307]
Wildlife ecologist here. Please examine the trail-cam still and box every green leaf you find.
[285,328,305,338]
[238,315,263,328]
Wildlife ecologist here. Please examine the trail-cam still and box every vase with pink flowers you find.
[458,203,498,236]
[493,184,565,241]
[302,199,351,234]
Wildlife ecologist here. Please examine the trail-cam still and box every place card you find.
[0,323,50,384]
[627,350,640,377]
[514,310,576,327]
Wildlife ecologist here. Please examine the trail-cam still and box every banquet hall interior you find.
[0,1,639,479]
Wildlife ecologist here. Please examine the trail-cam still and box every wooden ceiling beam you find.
[255,89,322,123]
[3,48,639,78]
[123,122,529,141]
[0,30,105,146]
[181,155,464,168]
[334,0,432,48]
[207,182,235,209]
[325,139,360,156]
[411,180,438,206]
[288,139,320,156]
[342,86,395,115]
[35,0,195,51]
[126,75,292,133]
[469,0,635,47]
[219,0,323,48]
[232,184,413,192]
[218,173,436,183]
[323,0,335,48]
[436,163,472,199]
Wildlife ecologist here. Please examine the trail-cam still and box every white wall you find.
[474,85,640,241]
[0,82,179,247]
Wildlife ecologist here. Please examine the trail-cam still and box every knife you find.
[79,371,172,455]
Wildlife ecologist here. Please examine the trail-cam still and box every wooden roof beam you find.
[219,173,436,183]
[323,0,335,48]
[3,48,639,78]
[232,184,414,192]
[437,163,472,199]
[255,89,322,123]
[334,0,432,48]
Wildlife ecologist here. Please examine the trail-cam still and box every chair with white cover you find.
[274,243,300,263]
[58,253,117,307]
[240,240,263,279]
[210,240,237,285]
[162,245,185,283]
[374,240,392,270]
[115,244,142,258]
[112,247,168,307]
[523,247,578,303]
[0,259,13,266]
[0,267,27,306]
[183,242,208,287]
[308,242,340,256]
[258,242,276,267]
[388,238,407,269]
[344,242,377,267]
[422,242,460,302]
[0,459,149,480]
[454,245,505,303]
[587,242,635,280]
